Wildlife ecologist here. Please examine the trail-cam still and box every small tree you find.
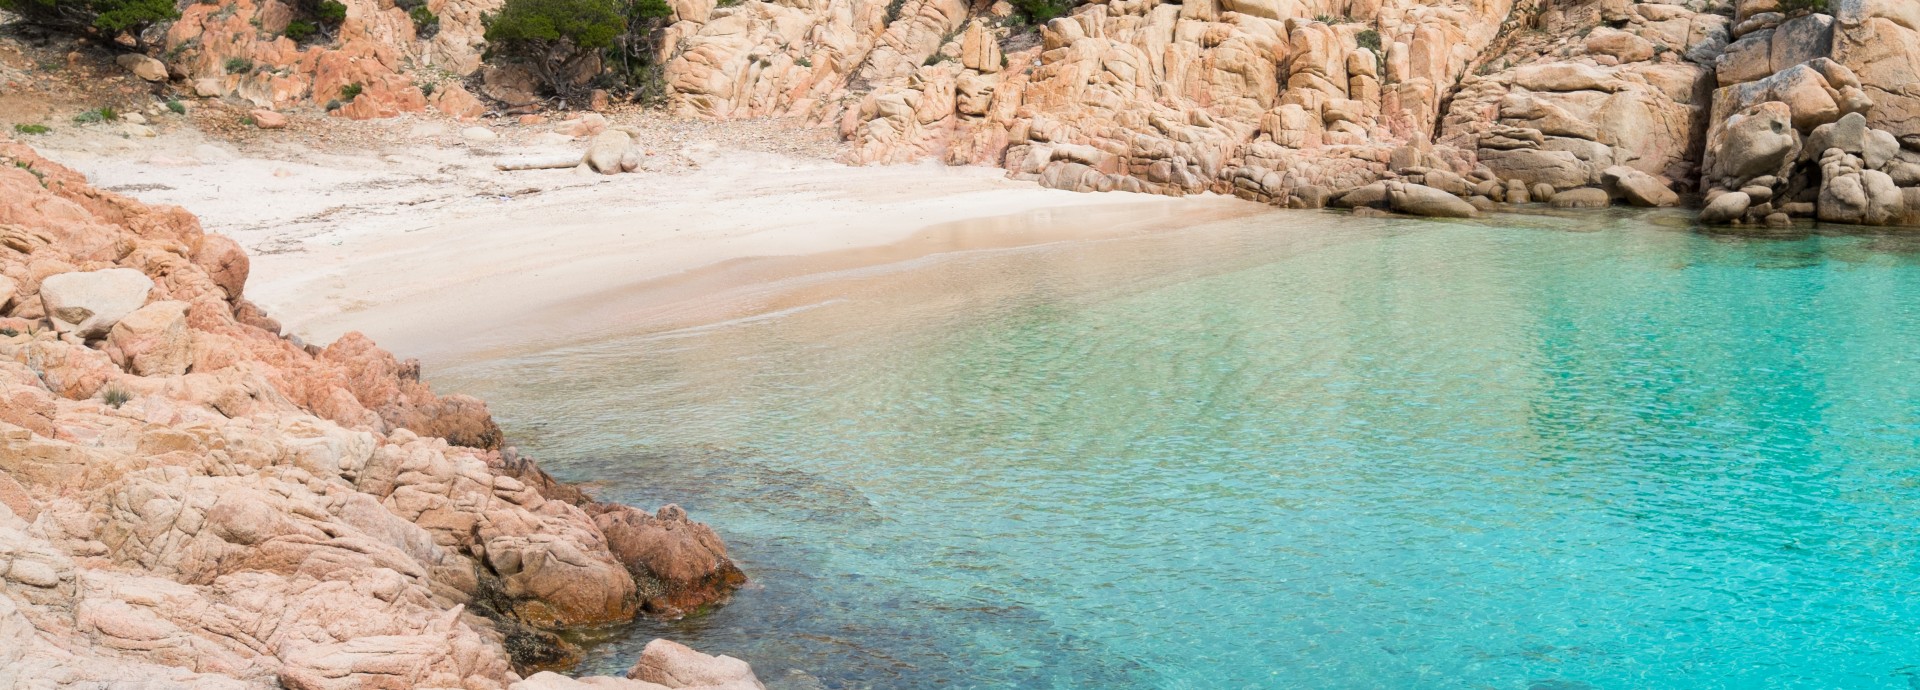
[484,0,625,96]
[0,0,179,49]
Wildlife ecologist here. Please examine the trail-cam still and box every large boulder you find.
[1603,166,1680,207]
[1818,149,1906,224]
[107,300,192,377]
[1707,102,1801,186]
[586,130,635,175]
[594,504,748,616]
[627,639,765,690]
[1701,190,1753,224]
[1387,182,1476,218]
[1480,148,1592,190]
[39,268,153,338]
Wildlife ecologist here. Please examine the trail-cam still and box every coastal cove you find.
[429,207,1920,688]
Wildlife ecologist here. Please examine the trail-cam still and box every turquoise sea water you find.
[437,209,1920,689]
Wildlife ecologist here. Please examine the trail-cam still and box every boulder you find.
[586,130,634,175]
[1770,14,1835,73]
[1549,187,1612,209]
[627,639,765,690]
[594,504,747,615]
[1602,166,1680,207]
[1586,28,1656,63]
[39,268,153,338]
[116,53,168,82]
[1506,179,1531,204]
[1387,182,1477,218]
[1819,149,1905,224]
[1333,182,1390,209]
[1513,63,1620,93]
[1480,148,1591,190]
[250,110,288,130]
[1709,102,1800,184]
[107,300,192,377]
[1532,183,1558,204]
[1701,190,1753,223]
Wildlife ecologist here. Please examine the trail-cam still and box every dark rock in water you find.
[1550,187,1611,209]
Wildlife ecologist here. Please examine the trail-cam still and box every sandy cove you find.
[43,118,1269,369]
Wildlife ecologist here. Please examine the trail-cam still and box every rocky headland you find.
[24,0,1919,227]
[0,135,759,688]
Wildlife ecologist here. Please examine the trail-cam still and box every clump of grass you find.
[0,327,19,337]
[339,82,363,101]
[166,99,186,114]
[73,107,119,124]
[102,385,132,409]
[225,56,254,74]
[419,82,436,97]
[241,115,258,125]
[13,123,51,134]
[1780,0,1828,14]
[795,56,812,68]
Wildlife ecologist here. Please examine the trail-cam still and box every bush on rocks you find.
[0,0,178,49]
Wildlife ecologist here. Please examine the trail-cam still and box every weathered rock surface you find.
[0,138,747,687]
[39,268,153,338]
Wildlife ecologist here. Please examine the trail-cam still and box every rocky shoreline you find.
[0,136,757,688]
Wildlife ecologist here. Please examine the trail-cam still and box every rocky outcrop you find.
[158,0,493,120]
[638,0,1920,226]
[1692,0,1920,225]
[0,137,746,687]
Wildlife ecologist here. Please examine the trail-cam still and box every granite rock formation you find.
[0,136,746,688]
[643,0,1920,225]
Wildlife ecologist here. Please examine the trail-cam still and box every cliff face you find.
[646,0,1920,224]
[0,138,744,689]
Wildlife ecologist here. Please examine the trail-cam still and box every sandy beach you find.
[41,118,1268,368]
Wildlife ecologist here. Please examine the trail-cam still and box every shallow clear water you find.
[436,209,1920,689]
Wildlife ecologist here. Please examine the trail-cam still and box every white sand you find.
[47,124,1266,367]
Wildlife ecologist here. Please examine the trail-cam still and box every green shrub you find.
[409,5,438,34]
[0,328,18,337]
[484,0,625,94]
[795,56,811,68]
[72,106,118,123]
[101,385,131,408]
[1780,0,1827,13]
[338,82,364,103]
[13,123,51,134]
[225,56,254,73]
[420,82,436,97]
[0,0,180,48]
[315,0,346,22]
[1008,0,1070,24]
[1355,29,1380,53]
[284,19,318,40]
[166,99,186,114]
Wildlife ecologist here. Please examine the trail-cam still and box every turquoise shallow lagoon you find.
[437,208,1920,689]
